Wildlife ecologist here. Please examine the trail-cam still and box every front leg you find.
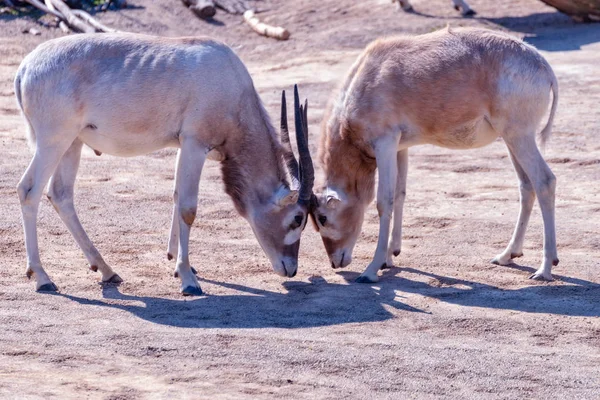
[385,149,408,268]
[174,137,207,296]
[357,135,399,283]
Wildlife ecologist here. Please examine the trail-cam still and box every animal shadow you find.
[59,275,424,329]
[337,265,600,317]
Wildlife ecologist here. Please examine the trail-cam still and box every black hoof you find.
[37,282,58,292]
[167,253,174,261]
[356,275,377,284]
[463,9,476,16]
[393,250,400,257]
[191,267,198,275]
[181,286,203,296]
[380,263,392,270]
[104,274,123,284]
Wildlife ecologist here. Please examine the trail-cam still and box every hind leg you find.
[46,138,121,283]
[18,136,74,291]
[167,149,180,263]
[491,148,536,266]
[504,135,558,281]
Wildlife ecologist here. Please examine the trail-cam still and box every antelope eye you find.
[290,214,304,229]
[294,215,304,226]
[318,215,327,226]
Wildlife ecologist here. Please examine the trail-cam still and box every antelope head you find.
[248,85,315,278]
[309,187,365,269]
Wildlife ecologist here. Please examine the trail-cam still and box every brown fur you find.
[320,27,555,199]
[315,27,559,280]
[221,87,287,217]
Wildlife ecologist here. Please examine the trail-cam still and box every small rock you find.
[23,28,41,36]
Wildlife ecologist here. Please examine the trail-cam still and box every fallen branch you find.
[50,0,95,32]
[243,10,289,40]
[214,0,248,14]
[181,0,216,19]
[538,0,600,22]
[58,19,70,33]
[23,0,64,18]
[72,8,118,32]
[18,0,120,33]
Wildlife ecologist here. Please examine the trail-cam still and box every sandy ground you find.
[0,0,599,398]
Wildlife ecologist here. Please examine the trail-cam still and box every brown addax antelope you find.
[15,33,314,296]
[311,27,559,283]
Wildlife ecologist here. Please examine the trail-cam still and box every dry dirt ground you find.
[1,0,599,398]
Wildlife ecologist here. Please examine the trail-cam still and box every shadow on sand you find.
[400,8,600,52]
[485,11,600,51]
[58,260,599,329]
[58,275,425,329]
[337,264,600,318]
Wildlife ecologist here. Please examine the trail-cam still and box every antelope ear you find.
[324,188,343,209]
[326,195,341,209]
[273,186,299,207]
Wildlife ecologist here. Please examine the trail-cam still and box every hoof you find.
[490,256,510,266]
[553,258,560,266]
[167,253,174,261]
[380,263,392,270]
[402,5,414,13]
[393,250,400,257]
[103,274,123,284]
[173,267,197,278]
[356,275,378,284]
[181,285,203,296]
[463,9,476,16]
[90,265,98,272]
[37,282,58,292]
[529,272,554,282]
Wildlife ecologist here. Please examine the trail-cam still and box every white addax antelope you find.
[15,33,314,295]
[394,0,476,16]
[311,27,559,283]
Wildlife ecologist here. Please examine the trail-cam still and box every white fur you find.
[14,33,304,293]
